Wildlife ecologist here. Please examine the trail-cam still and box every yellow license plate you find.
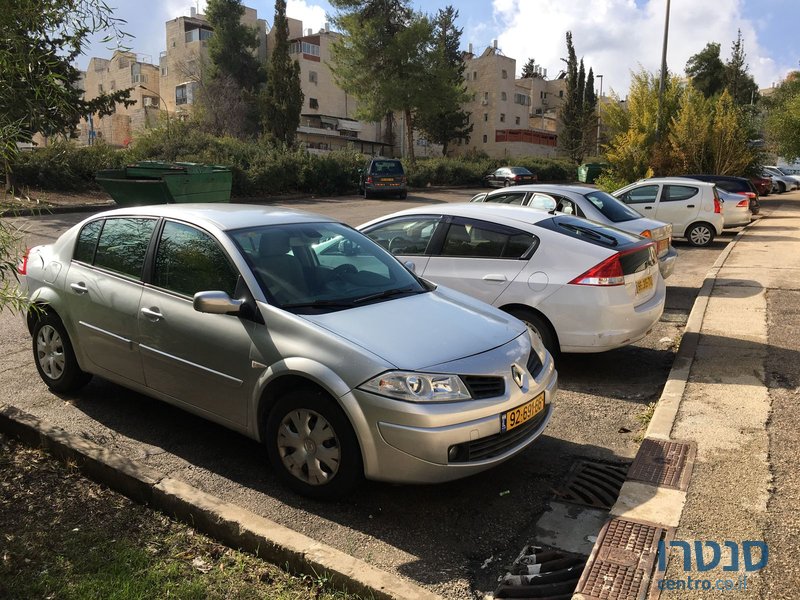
[501,392,545,432]
[657,239,668,254]
[636,275,653,294]
[380,177,395,182]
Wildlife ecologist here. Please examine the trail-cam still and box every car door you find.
[616,184,659,217]
[64,217,158,384]
[137,219,256,428]
[654,184,702,236]
[360,215,442,274]
[421,217,536,305]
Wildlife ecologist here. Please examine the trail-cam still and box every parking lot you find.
[0,188,763,598]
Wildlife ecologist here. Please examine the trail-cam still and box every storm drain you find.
[495,545,586,599]
[574,517,672,600]
[556,460,629,510]
[626,438,695,490]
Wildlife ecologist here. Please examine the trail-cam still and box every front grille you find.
[462,375,505,399]
[450,405,550,463]
[526,350,543,378]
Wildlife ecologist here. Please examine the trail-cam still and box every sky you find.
[80,0,799,96]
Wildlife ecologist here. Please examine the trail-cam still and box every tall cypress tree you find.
[205,0,264,92]
[559,31,584,163]
[261,0,303,146]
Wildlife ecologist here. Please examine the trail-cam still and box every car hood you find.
[301,286,526,371]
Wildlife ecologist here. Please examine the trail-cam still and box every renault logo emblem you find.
[511,364,525,389]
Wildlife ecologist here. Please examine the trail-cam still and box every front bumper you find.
[658,246,678,280]
[347,349,558,484]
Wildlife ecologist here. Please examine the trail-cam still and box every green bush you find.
[13,140,128,190]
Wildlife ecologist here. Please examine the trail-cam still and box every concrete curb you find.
[0,403,442,600]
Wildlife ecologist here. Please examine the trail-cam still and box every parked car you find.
[18,204,557,499]
[483,166,537,188]
[613,178,724,247]
[358,157,407,199]
[682,174,760,214]
[763,166,800,192]
[470,184,677,280]
[750,174,772,197]
[359,203,665,356]
[717,188,753,227]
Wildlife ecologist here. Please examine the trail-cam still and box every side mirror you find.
[404,261,416,274]
[193,291,244,315]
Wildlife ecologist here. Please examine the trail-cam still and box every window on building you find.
[309,70,318,84]
[483,134,487,143]
[514,93,530,106]
[98,83,104,94]
[515,116,520,125]
[309,98,319,109]
[483,113,488,122]
[290,41,321,56]
[502,69,508,79]
[500,113,505,123]
[175,84,187,105]
[473,71,477,80]
[559,90,564,98]
[501,91,507,101]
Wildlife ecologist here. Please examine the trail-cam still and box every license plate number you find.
[501,392,545,432]
[380,177,395,182]
[636,275,653,294]
[656,239,668,254]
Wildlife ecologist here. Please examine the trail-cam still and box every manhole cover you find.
[575,518,672,600]
[627,438,695,490]
[557,460,629,509]
[495,545,586,599]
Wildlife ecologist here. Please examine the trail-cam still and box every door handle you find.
[644,206,652,210]
[482,274,507,283]
[70,282,88,294]
[687,204,695,208]
[140,307,163,321]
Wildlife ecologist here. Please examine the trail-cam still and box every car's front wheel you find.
[685,222,716,247]
[266,387,363,499]
[32,312,91,393]
[506,307,558,358]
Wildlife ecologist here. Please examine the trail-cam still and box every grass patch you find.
[633,402,658,442]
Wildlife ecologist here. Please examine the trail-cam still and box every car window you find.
[370,160,404,175]
[92,218,157,279]
[536,215,641,249]
[73,219,104,263]
[153,220,238,297]
[584,191,643,222]
[485,192,527,205]
[362,217,440,255]
[529,193,557,211]
[663,185,699,202]
[619,185,659,204]
[440,220,536,259]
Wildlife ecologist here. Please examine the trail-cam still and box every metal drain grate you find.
[557,460,629,509]
[495,545,586,599]
[574,517,672,600]
[627,438,696,490]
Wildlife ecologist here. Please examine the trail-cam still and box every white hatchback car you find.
[613,178,724,246]
[359,203,665,355]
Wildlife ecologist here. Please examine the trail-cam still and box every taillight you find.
[17,249,29,275]
[366,176,373,184]
[514,175,521,181]
[639,229,652,238]
[736,198,749,208]
[569,253,624,286]
[713,197,722,213]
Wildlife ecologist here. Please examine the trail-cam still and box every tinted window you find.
[441,221,535,259]
[536,215,640,249]
[509,167,533,175]
[73,220,103,263]
[663,185,698,202]
[154,221,238,297]
[485,192,527,205]
[370,160,404,175]
[93,218,157,279]
[584,191,643,222]
[619,185,659,204]
[363,217,441,255]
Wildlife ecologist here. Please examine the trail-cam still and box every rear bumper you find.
[658,246,678,280]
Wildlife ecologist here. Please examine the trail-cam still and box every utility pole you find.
[656,0,671,139]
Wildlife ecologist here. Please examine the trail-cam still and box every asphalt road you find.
[0,188,762,599]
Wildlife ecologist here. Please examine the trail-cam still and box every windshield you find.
[584,190,642,223]
[229,222,426,312]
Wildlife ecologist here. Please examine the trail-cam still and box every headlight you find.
[360,371,471,402]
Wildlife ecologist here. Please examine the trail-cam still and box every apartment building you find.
[455,43,565,159]
[76,52,161,146]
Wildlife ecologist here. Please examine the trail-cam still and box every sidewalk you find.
[574,197,800,599]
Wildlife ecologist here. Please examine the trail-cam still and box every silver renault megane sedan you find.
[18,204,557,498]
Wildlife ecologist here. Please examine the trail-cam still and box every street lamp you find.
[138,84,170,137]
[596,74,603,156]
[656,0,672,139]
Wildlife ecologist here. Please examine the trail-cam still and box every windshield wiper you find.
[352,286,420,304]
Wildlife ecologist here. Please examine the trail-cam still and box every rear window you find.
[535,215,641,249]
[715,180,747,193]
[509,167,533,175]
[584,191,641,223]
[370,160,404,175]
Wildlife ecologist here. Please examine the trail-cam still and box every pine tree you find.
[725,30,759,106]
[205,0,265,92]
[559,32,585,163]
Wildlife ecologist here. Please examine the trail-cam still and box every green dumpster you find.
[96,161,233,206]
[577,162,607,184]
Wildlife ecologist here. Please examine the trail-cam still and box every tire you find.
[504,179,512,187]
[32,312,91,393]
[265,387,363,499]
[685,222,715,247]
[363,189,372,200]
[398,191,407,199]
[506,307,558,358]
[778,181,786,194]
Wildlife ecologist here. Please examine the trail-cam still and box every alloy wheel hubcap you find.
[691,227,711,245]
[277,409,340,485]
[36,325,65,380]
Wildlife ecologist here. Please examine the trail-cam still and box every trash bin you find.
[96,161,233,206]
[577,163,607,184]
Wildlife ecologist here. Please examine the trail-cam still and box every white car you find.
[613,178,724,247]
[764,166,800,192]
[717,188,752,228]
[470,184,677,279]
[358,203,665,355]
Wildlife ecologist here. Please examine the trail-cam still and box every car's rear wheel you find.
[363,189,372,199]
[685,222,715,247]
[777,181,786,194]
[32,312,91,393]
[398,191,407,199]
[506,307,558,358]
[504,179,512,187]
[266,387,363,499]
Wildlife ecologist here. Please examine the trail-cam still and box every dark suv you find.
[683,174,760,215]
[359,157,407,199]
